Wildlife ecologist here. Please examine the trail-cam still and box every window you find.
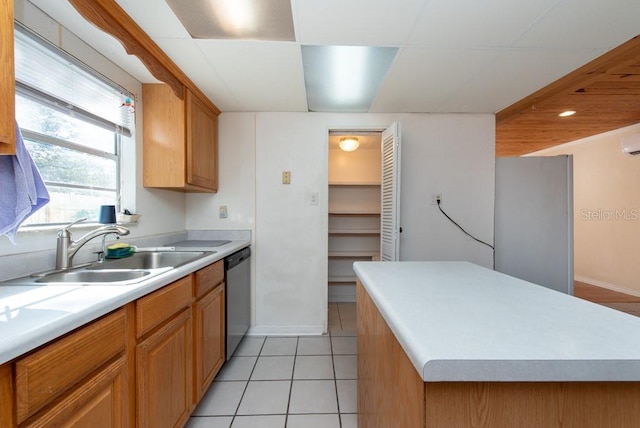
[13,24,134,226]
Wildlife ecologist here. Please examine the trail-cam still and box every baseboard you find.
[329,295,356,303]
[574,275,640,298]
[246,325,326,336]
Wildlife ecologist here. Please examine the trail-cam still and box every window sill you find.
[19,221,138,234]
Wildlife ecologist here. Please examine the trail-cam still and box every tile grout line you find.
[231,336,266,425]
[331,333,344,428]
[283,336,300,427]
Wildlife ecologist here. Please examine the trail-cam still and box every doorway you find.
[327,131,382,303]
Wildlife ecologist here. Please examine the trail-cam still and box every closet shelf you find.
[329,229,380,235]
[328,210,380,215]
[329,182,381,186]
[329,251,379,258]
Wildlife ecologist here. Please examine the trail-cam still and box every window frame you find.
[14,23,134,228]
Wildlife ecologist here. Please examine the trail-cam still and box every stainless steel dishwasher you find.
[225,247,251,360]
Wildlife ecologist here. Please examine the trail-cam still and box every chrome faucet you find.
[55,218,130,269]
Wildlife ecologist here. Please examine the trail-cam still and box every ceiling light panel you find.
[165,0,295,41]
[302,46,398,112]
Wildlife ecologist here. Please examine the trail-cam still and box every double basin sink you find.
[10,251,215,286]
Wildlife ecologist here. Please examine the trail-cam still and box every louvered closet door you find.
[380,122,401,261]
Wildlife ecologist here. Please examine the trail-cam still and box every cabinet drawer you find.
[136,275,192,338]
[22,356,129,428]
[194,261,223,299]
[15,308,126,424]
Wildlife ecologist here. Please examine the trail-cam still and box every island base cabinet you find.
[357,280,640,428]
[136,309,193,428]
[425,382,640,428]
[356,280,425,428]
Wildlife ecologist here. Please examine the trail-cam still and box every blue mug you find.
[99,205,116,224]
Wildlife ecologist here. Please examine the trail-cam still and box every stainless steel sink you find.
[88,251,214,270]
[1,250,215,286]
[36,269,152,284]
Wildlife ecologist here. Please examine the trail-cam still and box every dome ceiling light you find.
[339,137,360,152]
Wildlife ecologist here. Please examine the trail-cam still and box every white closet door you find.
[380,122,401,261]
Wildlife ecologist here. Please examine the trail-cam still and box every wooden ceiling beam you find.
[496,35,640,127]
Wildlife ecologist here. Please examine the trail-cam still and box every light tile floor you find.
[187,303,357,428]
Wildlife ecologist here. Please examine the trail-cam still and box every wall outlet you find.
[219,205,228,218]
[282,171,291,184]
[310,192,318,205]
[431,193,442,205]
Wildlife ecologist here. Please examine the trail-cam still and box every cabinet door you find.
[186,90,218,191]
[23,357,129,428]
[137,309,193,428]
[0,0,15,155]
[142,83,186,188]
[0,364,13,427]
[194,284,225,401]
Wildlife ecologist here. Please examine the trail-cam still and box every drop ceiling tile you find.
[408,0,558,48]
[293,0,424,45]
[196,40,308,111]
[370,47,503,113]
[442,48,607,113]
[153,38,242,111]
[115,0,191,39]
[514,0,640,50]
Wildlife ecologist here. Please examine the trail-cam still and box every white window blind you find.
[14,24,133,137]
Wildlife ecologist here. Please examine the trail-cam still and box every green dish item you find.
[106,246,135,259]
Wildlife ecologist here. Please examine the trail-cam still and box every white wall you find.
[187,112,495,335]
[0,1,185,269]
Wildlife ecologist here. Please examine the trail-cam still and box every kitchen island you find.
[354,261,640,427]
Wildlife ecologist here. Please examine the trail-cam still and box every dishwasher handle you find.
[225,247,251,270]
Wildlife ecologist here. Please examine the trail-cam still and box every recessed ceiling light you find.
[302,46,398,112]
[165,0,295,41]
[559,110,576,117]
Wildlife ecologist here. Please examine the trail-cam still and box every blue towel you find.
[0,123,50,244]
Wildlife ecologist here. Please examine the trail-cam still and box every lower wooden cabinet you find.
[0,363,14,427]
[136,309,193,428]
[2,260,230,427]
[194,283,225,401]
[14,309,127,423]
[23,357,129,428]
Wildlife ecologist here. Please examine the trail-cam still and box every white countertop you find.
[0,240,250,365]
[354,261,640,382]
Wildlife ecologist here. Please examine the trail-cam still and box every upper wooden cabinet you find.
[143,84,218,192]
[0,0,15,155]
